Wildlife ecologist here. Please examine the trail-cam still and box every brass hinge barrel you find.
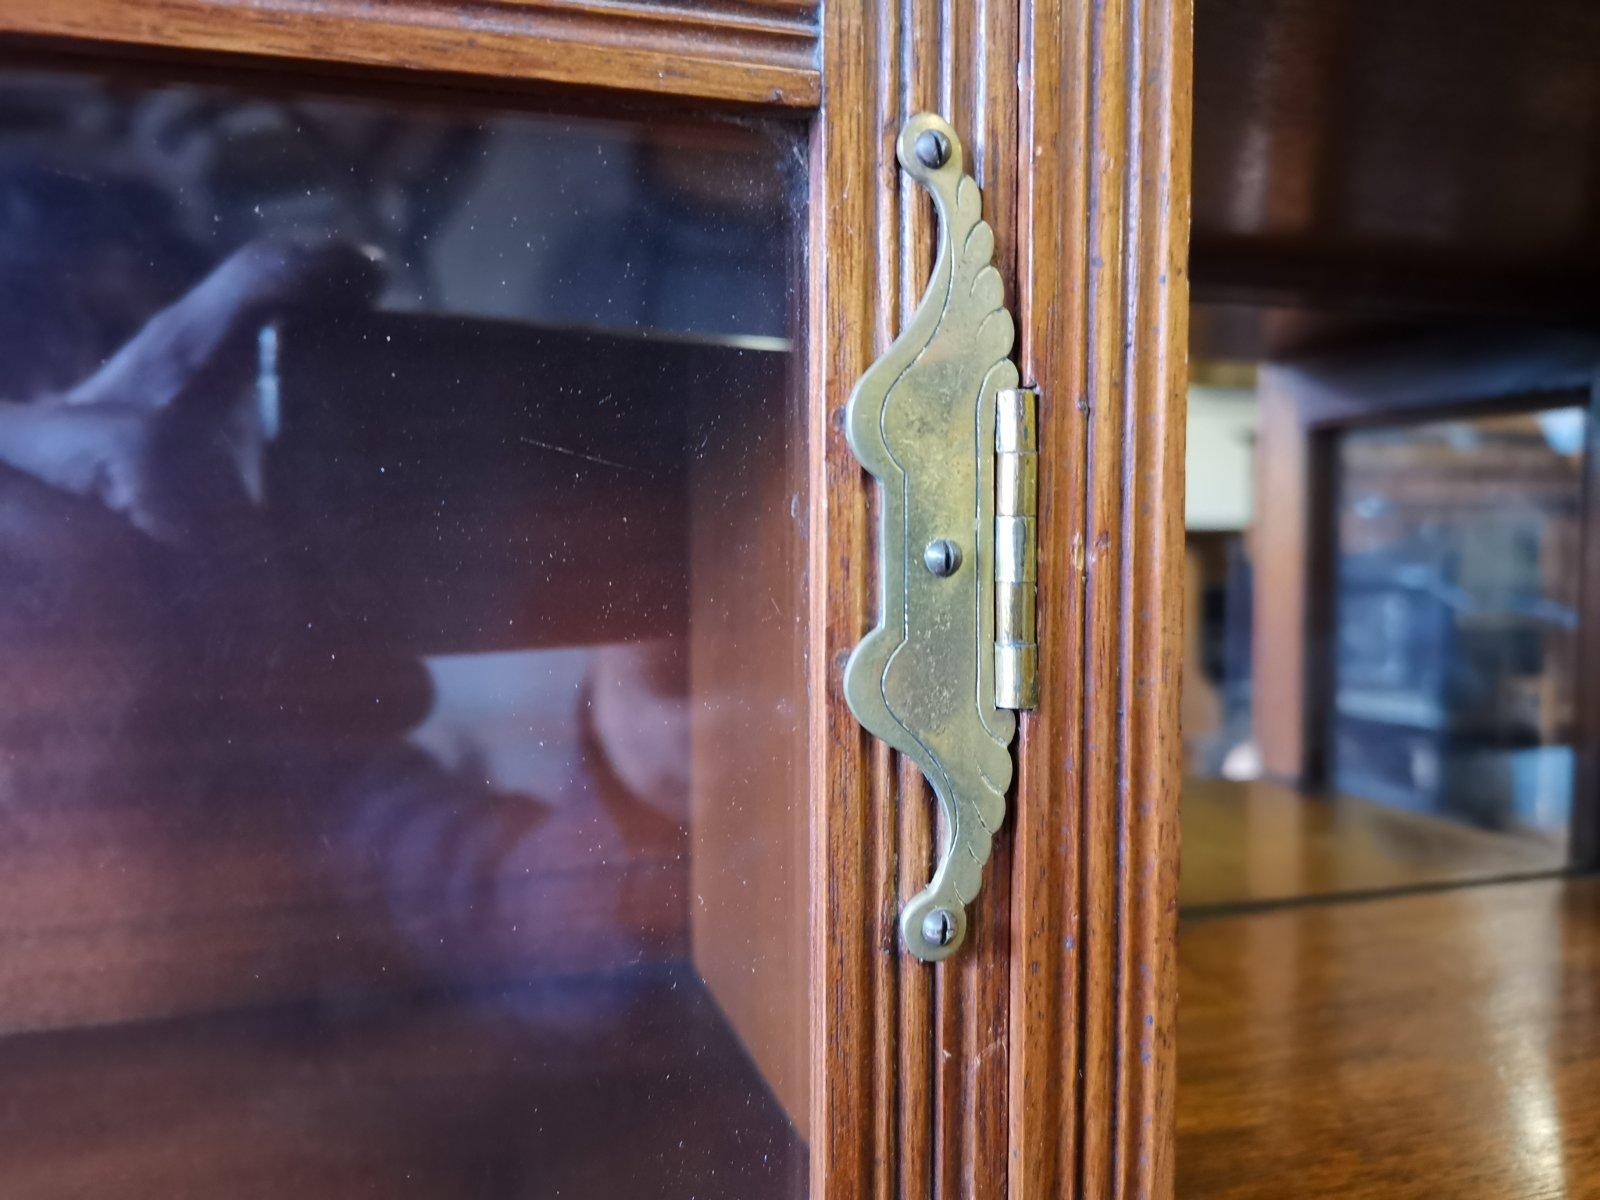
[995,386,1039,710]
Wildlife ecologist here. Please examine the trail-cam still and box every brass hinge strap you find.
[995,386,1039,710]
[842,113,1023,961]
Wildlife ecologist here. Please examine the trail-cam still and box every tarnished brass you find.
[843,113,1036,962]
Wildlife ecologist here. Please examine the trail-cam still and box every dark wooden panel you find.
[0,790,689,1034]
[1193,0,1600,311]
[1179,877,1600,1199]
[0,0,819,108]
[0,968,805,1198]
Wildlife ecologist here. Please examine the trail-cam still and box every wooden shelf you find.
[0,965,805,1198]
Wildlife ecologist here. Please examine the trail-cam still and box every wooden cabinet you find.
[0,4,1189,1196]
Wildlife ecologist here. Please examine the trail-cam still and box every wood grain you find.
[809,3,1030,1195]
[1012,0,1190,1198]
[0,967,806,1198]
[0,0,819,107]
[1179,876,1600,1200]
[0,3,1200,1193]
[806,2,886,1194]
[919,6,1019,1200]
[1192,0,1600,313]
[1179,776,1567,911]
[0,755,691,1035]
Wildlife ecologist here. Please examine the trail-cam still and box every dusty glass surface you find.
[1331,407,1586,848]
[0,69,810,1196]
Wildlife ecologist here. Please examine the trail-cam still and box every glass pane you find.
[1331,407,1585,850]
[0,69,809,1196]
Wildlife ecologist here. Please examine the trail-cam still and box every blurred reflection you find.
[0,70,806,1197]
[1333,409,1584,843]
[1179,347,1579,912]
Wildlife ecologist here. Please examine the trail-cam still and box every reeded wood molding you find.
[0,0,820,107]
[815,1,1188,1195]
[807,0,882,1194]
[809,2,1020,1197]
[1011,0,1190,1199]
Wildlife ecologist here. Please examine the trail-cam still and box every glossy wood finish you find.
[803,7,881,1194]
[809,3,1193,1195]
[0,968,804,1198]
[1011,0,1190,1196]
[0,4,1200,1196]
[1192,0,1600,313]
[0,1,819,107]
[1179,876,1600,1199]
[1180,776,1566,911]
[807,4,1024,1196]
[0,765,690,1036]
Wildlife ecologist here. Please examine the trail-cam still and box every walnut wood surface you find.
[1011,1,1190,1197]
[0,967,805,1198]
[1179,776,1566,911]
[0,0,819,107]
[805,4,884,1193]
[0,3,1196,1195]
[1179,877,1600,1199]
[1192,0,1600,313]
[808,4,1036,1197]
[0,787,689,1035]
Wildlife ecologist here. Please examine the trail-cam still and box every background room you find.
[1177,3,1600,1196]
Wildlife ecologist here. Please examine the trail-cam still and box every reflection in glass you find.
[1331,407,1585,847]
[0,70,808,1196]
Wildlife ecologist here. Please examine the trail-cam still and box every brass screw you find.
[923,538,962,577]
[922,908,958,947]
[914,129,950,169]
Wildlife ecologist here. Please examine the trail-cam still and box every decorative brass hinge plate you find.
[843,113,1038,962]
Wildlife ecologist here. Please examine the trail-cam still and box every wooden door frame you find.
[0,4,1192,1196]
[811,3,1189,1197]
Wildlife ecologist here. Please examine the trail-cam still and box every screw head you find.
[921,908,958,948]
[923,538,962,577]
[914,129,951,169]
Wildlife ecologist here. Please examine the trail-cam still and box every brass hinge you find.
[995,386,1039,711]
[842,113,1039,961]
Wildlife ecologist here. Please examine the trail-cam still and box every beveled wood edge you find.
[0,0,820,108]
[806,0,881,1191]
[1011,0,1190,1198]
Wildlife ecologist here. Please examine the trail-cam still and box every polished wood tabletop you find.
[1181,776,1566,911]
[1179,876,1600,1199]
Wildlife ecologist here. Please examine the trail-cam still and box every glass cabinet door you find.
[1331,406,1585,851]
[0,68,811,1198]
